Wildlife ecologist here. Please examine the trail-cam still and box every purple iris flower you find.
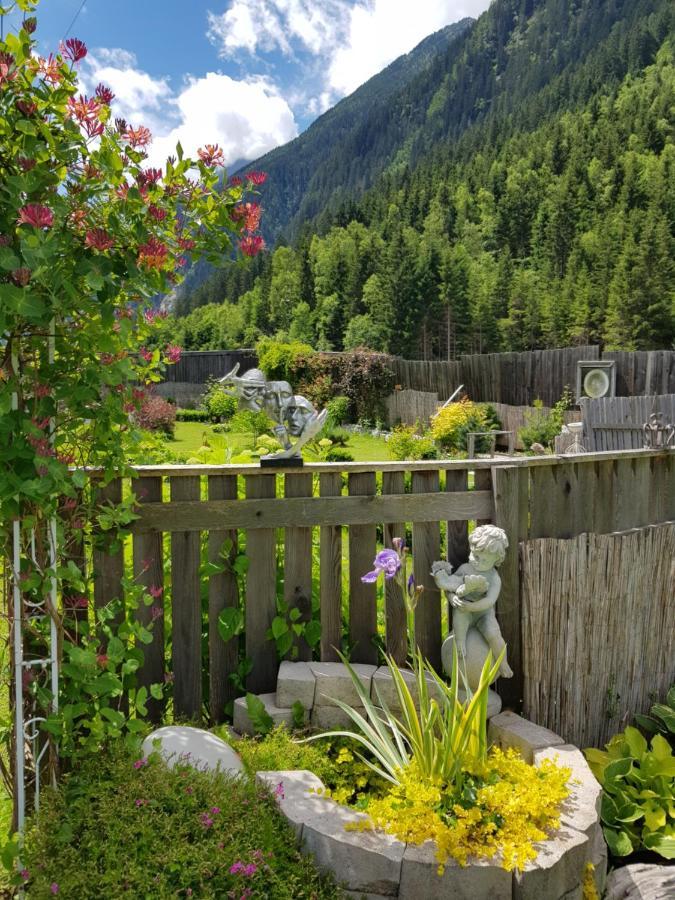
[361,549,402,583]
[407,573,416,598]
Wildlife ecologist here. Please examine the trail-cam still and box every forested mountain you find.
[171,0,675,356]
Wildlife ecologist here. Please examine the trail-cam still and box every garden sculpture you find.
[219,363,327,464]
[431,525,512,712]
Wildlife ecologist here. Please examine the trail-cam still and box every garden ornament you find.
[432,524,512,710]
[219,363,327,465]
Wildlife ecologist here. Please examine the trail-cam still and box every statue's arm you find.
[458,572,501,613]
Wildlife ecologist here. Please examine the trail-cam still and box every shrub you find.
[18,745,341,898]
[430,399,499,454]
[201,379,238,422]
[389,425,438,461]
[519,390,573,451]
[126,431,180,465]
[322,427,350,447]
[136,393,176,436]
[230,409,274,443]
[325,447,355,462]
[175,408,210,422]
[326,395,351,427]
[290,352,395,422]
[257,338,314,382]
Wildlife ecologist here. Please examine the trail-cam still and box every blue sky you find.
[10,1,490,169]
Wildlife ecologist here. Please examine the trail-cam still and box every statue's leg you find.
[477,612,513,678]
[452,611,470,659]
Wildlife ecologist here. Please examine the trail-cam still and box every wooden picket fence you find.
[81,448,675,730]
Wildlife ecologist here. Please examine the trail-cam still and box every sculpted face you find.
[238,368,267,413]
[263,380,293,423]
[469,547,500,572]
[286,395,315,436]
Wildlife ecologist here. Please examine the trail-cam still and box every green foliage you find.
[585,726,675,860]
[292,351,396,422]
[519,390,573,451]
[266,596,321,661]
[175,408,211,422]
[326,395,351,427]
[245,693,275,735]
[635,685,675,750]
[12,745,341,898]
[257,338,314,382]
[325,447,355,462]
[229,409,274,443]
[388,425,438,461]
[201,379,238,422]
[430,399,499,454]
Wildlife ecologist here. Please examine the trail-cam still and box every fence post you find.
[492,465,526,711]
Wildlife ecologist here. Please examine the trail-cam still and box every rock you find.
[513,825,589,900]
[533,744,602,840]
[141,725,243,775]
[276,660,316,710]
[488,711,564,763]
[256,769,330,839]
[309,661,377,707]
[399,840,511,900]
[604,863,675,900]
[370,665,446,711]
[442,630,502,692]
[311,705,366,730]
[457,687,502,718]
[233,692,306,735]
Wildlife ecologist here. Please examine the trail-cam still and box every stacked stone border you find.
[254,710,607,900]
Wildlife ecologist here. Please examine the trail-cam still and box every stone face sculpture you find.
[220,363,327,464]
[432,524,512,715]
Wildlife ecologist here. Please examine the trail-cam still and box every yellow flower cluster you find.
[349,748,570,872]
[430,397,486,447]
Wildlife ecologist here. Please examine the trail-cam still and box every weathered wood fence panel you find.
[581,394,675,451]
[521,523,675,747]
[385,389,439,427]
[387,359,460,398]
[161,349,258,384]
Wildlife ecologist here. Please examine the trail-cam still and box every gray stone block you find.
[370,665,447,711]
[311,705,366,730]
[399,840,511,900]
[604,863,675,900]
[233,692,302,735]
[533,744,602,840]
[309,661,377,707]
[276,660,316,710]
[256,769,329,840]
[489,711,565,762]
[513,825,589,900]
[590,820,607,896]
[141,725,243,775]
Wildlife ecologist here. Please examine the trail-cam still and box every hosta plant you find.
[585,726,675,859]
[634,685,675,750]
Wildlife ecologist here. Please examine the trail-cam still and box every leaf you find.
[245,692,273,735]
[150,683,163,700]
[288,606,302,622]
[135,686,148,715]
[605,757,633,780]
[641,799,666,831]
[602,826,634,857]
[217,606,244,642]
[275,631,294,657]
[624,726,648,759]
[100,707,125,728]
[651,734,674,761]
[643,832,675,859]
[304,619,322,648]
[271,617,289,639]
[291,700,306,729]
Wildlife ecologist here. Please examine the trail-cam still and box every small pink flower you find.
[135,798,148,807]
[133,758,147,770]
[20,869,30,881]
[165,344,182,364]
[95,83,115,104]
[50,884,59,895]
[198,144,225,167]
[17,204,53,228]
[274,781,284,799]
[243,864,257,877]
[149,584,163,598]
[85,228,114,251]
[211,806,220,815]
[139,347,153,363]
[245,170,267,185]
[96,654,108,667]
[61,38,87,63]
[229,862,244,875]
[151,605,163,622]
[239,235,264,257]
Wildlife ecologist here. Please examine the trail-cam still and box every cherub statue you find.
[431,524,513,680]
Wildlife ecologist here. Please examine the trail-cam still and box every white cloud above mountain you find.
[81,49,298,169]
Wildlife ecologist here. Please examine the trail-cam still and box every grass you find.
[170,421,392,462]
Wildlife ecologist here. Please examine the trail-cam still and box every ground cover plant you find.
[17,744,342,899]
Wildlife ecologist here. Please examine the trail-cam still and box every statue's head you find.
[263,380,294,424]
[236,368,267,413]
[468,524,508,570]
[286,395,316,436]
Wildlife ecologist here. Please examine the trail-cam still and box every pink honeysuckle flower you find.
[148,204,167,222]
[17,99,37,116]
[37,54,61,84]
[165,344,182,364]
[229,175,242,186]
[50,884,59,895]
[137,237,168,270]
[150,606,163,621]
[85,228,114,251]
[95,83,115,104]
[239,235,265,257]
[61,38,87,63]
[139,347,153,363]
[124,124,152,147]
[199,813,214,828]
[198,144,225,167]
[149,584,163,599]
[245,170,267,185]
[17,204,53,228]
[17,156,36,171]
[274,781,284,799]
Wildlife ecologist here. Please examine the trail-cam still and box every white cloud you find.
[81,50,298,169]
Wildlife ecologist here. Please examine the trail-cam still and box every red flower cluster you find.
[16,99,37,116]
[138,347,153,363]
[17,204,53,228]
[178,236,196,251]
[245,170,267,185]
[232,201,261,233]
[229,175,242,186]
[240,235,265,257]
[124,125,152,148]
[197,144,225,167]
[67,94,101,124]
[0,51,17,86]
[11,267,31,286]
[85,228,114,251]
[37,54,61,84]
[95,83,115,104]
[148,204,167,222]
[61,38,88,63]
[137,237,168,269]
[137,167,162,187]
[17,156,36,171]
[165,344,182,364]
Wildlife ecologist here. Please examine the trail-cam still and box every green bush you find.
[430,399,501,454]
[17,744,340,899]
[325,447,355,462]
[388,425,438,461]
[519,390,573,451]
[326,395,351,427]
[322,427,351,447]
[201,380,238,422]
[229,410,274,442]
[257,338,314,382]
[175,408,210,422]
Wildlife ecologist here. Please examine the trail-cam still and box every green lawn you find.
[170,422,392,463]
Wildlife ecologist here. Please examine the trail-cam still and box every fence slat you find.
[284,473,314,661]
[93,478,124,636]
[133,476,165,723]
[412,470,442,670]
[348,472,378,664]
[207,474,239,723]
[492,466,524,711]
[382,471,407,665]
[244,474,278,693]
[319,473,343,662]
[170,475,202,720]
[445,470,469,568]
[473,468,492,527]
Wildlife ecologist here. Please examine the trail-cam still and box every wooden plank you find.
[445,469,469,568]
[132,476,165,723]
[412,471,442,670]
[382,471,407,666]
[348,472,378,664]
[207,474,239,724]
[244,473,278,693]
[492,466,524,711]
[319,473,343,662]
[132,490,495,533]
[170,475,202,721]
[284,473,314,661]
[528,466,560,539]
[473,468,492,527]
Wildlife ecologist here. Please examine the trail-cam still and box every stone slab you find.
[533,744,603,840]
[233,692,304,736]
[458,687,502,719]
[276,660,316,710]
[256,769,329,840]
[141,725,243,775]
[604,863,675,900]
[513,825,589,900]
[370,666,445,710]
[489,711,565,763]
[309,661,377,707]
[399,840,511,900]
[311,705,366,730]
